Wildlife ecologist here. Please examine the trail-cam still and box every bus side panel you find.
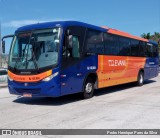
[96,55,146,88]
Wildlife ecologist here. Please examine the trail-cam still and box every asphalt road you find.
[0,76,160,137]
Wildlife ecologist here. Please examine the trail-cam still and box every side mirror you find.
[2,41,5,53]
[1,34,14,54]
[67,35,73,49]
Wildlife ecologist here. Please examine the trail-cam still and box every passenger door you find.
[60,26,86,95]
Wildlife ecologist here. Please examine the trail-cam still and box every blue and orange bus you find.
[2,21,159,99]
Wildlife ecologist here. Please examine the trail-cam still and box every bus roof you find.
[16,20,157,44]
[16,21,107,33]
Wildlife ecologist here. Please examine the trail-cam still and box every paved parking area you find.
[0,76,160,137]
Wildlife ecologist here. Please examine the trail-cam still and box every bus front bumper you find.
[8,79,61,97]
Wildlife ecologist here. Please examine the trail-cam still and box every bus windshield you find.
[8,28,61,70]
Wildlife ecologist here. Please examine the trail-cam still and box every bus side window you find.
[72,36,80,58]
[139,41,146,57]
[119,37,130,56]
[86,29,103,54]
[104,33,119,56]
[153,45,158,57]
[146,44,153,57]
[62,35,80,58]
[130,40,139,56]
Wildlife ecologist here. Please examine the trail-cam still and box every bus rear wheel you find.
[83,77,94,99]
[137,71,144,86]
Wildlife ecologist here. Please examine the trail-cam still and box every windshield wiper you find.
[29,35,40,73]
[31,47,39,73]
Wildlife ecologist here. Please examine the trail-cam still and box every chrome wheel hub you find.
[140,74,143,84]
[85,83,92,93]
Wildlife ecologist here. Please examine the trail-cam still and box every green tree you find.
[141,33,151,39]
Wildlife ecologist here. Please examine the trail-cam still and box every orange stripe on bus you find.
[8,70,52,82]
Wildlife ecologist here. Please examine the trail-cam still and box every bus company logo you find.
[2,130,11,135]
[108,60,126,67]
[14,77,25,81]
[29,77,40,81]
[20,72,31,75]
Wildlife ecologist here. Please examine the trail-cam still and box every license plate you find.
[23,93,32,97]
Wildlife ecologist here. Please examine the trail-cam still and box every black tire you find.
[137,71,144,86]
[83,77,94,99]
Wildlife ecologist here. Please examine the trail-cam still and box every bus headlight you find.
[8,75,13,81]
[42,72,59,82]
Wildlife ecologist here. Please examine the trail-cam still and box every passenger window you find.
[146,43,153,57]
[139,41,146,57]
[72,36,80,58]
[63,35,80,58]
[63,26,86,59]
[86,29,103,54]
[104,33,119,56]
[119,37,130,56]
[130,40,139,56]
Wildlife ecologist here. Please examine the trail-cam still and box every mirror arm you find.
[2,34,14,41]
[1,34,14,54]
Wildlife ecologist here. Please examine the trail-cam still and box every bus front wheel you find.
[137,71,144,86]
[83,77,94,99]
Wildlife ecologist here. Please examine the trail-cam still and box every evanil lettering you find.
[108,60,126,66]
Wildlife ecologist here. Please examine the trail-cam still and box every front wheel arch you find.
[82,73,97,99]
[83,73,98,90]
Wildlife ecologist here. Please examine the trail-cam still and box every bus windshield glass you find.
[8,28,61,70]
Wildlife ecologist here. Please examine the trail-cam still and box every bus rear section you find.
[144,42,159,80]
[96,55,158,89]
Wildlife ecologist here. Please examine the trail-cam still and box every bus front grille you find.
[15,88,41,94]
